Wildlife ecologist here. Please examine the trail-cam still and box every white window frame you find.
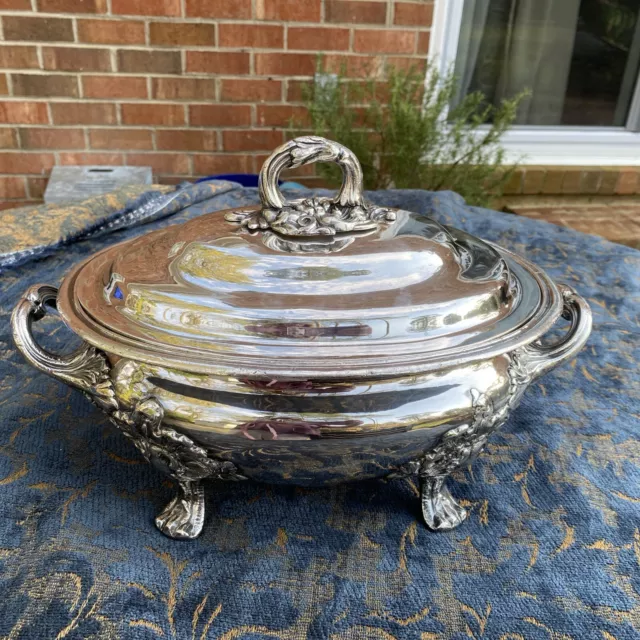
[429,0,640,165]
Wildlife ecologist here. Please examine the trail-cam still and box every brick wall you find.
[504,166,640,198]
[0,0,433,207]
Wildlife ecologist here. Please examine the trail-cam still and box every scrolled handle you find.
[11,284,117,412]
[519,284,592,379]
[226,136,395,239]
[259,136,365,211]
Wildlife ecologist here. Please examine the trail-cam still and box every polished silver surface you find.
[11,137,593,539]
[65,211,527,371]
[53,136,565,380]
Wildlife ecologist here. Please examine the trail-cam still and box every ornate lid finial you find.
[226,136,396,240]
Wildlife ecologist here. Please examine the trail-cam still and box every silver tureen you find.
[12,137,592,539]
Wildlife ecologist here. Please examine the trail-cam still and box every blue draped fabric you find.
[0,184,638,639]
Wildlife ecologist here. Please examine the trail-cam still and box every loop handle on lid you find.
[259,136,365,211]
[226,136,396,238]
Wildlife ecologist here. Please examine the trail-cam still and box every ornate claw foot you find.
[392,387,520,530]
[420,475,467,531]
[110,396,246,539]
[155,480,205,540]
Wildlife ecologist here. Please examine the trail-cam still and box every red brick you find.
[189,104,252,126]
[0,0,32,9]
[580,170,601,195]
[354,30,416,54]
[111,0,180,16]
[89,128,153,150]
[193,154,253,175]
[19,127,85,149]
[3,17,74,42]
[256,105,308,127]
[221,78,281,102]
[0,46,39,68]
[150,22,216,47]
[615,169,639,195]
[387,56,427,72]
[59,152,124,165]
[502,169,524,195]
[286,79,307,102]
[598,169,619,195]
[0,75,7,95]
[51,102,117,125]
[152,77,216,100]
[39,0,107,12]
[523,169,546,195]
[127,152,190,174]
[186,0,251,18]
[279,162,317,177]
[118,49,182,74]
[288,27,350,51]
[288,176,332,189]
[252,153,269,168]
[121,103,185,126]
[12,73,77,97]
[223,130,283,152]
[0,176,26,199]
[255,53,316,76]
[257,0,320,21]
[539,169,563,194]
[0,128,18,149]
[325,1,386,24]
[43,46,112,72]
[417,31,430,54]
[186,51,250,75]
[27,177,47,199]
[394,2,434,26]
[0,152,54,175]
[82,75,148,99]
[78,19,146,45]
[0,201,40,210]
[0,102,49,124]
[157,176,186,186]
[156,130,217,151]
[325,54,381,77]
[219,24,283,49]
[560,169,582,194]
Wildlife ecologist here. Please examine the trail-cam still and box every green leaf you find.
[290,58,527,208]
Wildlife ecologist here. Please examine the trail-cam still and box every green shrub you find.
[294,60,526,208]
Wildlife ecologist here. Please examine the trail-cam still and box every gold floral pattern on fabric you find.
[0,184,172,258]
[0,188,638,639]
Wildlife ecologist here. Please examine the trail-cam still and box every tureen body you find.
[12,137,592,539]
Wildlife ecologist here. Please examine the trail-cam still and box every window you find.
[430,0,640,164]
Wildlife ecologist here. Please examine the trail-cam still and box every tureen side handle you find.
[11,284,118,413]
[12,286,246,540]
[518,284,592,380]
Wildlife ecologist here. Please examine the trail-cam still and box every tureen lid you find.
[58,136,562,378]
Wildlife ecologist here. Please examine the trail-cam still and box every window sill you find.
[495,127,640,166]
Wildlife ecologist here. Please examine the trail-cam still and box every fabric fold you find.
[0,180,239,272]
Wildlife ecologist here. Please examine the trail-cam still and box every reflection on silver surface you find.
[58,202,557,379]
[12,137,593,539]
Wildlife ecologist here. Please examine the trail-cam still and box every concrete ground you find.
[501,196,640,250]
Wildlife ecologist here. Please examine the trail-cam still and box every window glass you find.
[453,0,640,126]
